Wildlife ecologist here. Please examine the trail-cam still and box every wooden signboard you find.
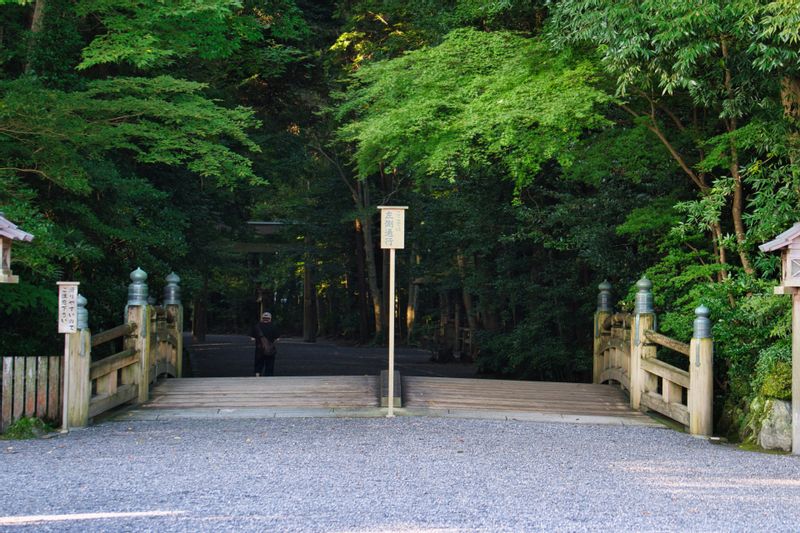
[379,206,407,249]
[57,282,80,334]
[377,206,407,417]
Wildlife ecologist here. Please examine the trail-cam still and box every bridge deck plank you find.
[403,376,650,420]
[146,376,380,408]
[142,375,652,424]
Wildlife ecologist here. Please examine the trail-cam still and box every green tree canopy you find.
[336,28,611,190]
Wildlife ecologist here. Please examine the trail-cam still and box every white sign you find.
[57,282,80,333]
[378,206,407,249]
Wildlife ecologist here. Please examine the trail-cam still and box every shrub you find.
[1,417,54,440]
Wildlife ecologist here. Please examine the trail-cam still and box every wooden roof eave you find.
[0,215,34,242]
[759,222,800,253]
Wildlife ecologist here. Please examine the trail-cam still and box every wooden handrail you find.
[91,323,137,348]
[593,280,713,436]
[640,357,690,388]
[89,348,138,380]
[644,330,690,356]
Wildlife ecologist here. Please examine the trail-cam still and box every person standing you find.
[251,311,279,376]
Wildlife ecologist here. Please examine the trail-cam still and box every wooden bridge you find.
[114,374,655,426]
[2,271,712,435]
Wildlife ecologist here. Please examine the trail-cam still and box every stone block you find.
[758,399,792,452]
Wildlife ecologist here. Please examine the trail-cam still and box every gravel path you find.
[2,417,800,532]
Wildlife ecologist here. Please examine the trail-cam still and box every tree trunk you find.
[453,297,461,359]
[729,152,753,275]
[782,76,800,165]
[720,38,753,275]
[354,218,370,343]
[405,251,420,344]
[434,291,454,361]
[456,253,479,331]
[711,222,729,281]
[361,211,383,338]
[26,0,46,73]
[192,271,208,342]
[406,282,418,344]
[303,255,317,343]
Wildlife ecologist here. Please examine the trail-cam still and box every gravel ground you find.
[2,417,800,532]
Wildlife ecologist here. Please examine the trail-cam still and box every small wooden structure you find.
[593,278,714,436]
[0,214,33,284]
[61,268,184,428]
[759,224,800,455]
[760,223,800,288]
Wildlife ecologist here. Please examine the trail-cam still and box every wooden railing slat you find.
[641,392,690,426]
[13,358,24,420]
[91,323,136,348]
[644,330,690,356]
[25,357,36,417]
[36,357,48,418]
[89,349,138,381]
[88,383,137,418]
[640,357,690,389]
[46,356,61,422]
[1,357,13,432]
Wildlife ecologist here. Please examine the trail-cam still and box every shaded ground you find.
[185,334,477,378]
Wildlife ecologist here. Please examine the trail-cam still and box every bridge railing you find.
[63,268,183,429]
[593,278,713,436]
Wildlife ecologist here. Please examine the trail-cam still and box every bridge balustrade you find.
[593,278,714,436]
[62,269,183,428]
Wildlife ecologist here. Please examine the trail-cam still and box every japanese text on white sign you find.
[57,282,80,333]
[379,206,407,249]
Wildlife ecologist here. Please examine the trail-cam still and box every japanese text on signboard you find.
[380,207,405,249]
[57,282,79,333]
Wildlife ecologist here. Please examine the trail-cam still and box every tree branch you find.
[0,167,52,180]
[308,136,359,204]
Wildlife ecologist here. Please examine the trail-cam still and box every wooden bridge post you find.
[689,305,714,436]
[631,277,655,410]
[593,281,613,384]
[126,268,152,403]
[65,295,91,428]
[163,272,183,377]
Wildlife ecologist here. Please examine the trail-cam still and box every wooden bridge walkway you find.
[147,376,380,409]
[129,375,656,426]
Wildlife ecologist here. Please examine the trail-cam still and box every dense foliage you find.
[2,0,799,438]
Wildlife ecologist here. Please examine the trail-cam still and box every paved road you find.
[2,417,800,532]
[185,335,478,379]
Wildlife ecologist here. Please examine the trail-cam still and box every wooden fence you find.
[593,278,714,436]
[0,355,62,433]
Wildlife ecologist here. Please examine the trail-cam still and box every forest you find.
[1,0,799,440]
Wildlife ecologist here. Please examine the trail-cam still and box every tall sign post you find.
[378,206,407,417]
[57,281,79,431]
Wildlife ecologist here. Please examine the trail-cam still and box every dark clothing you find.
[252,321,279,376]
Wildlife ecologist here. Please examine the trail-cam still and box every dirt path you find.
[184,334,477,378]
